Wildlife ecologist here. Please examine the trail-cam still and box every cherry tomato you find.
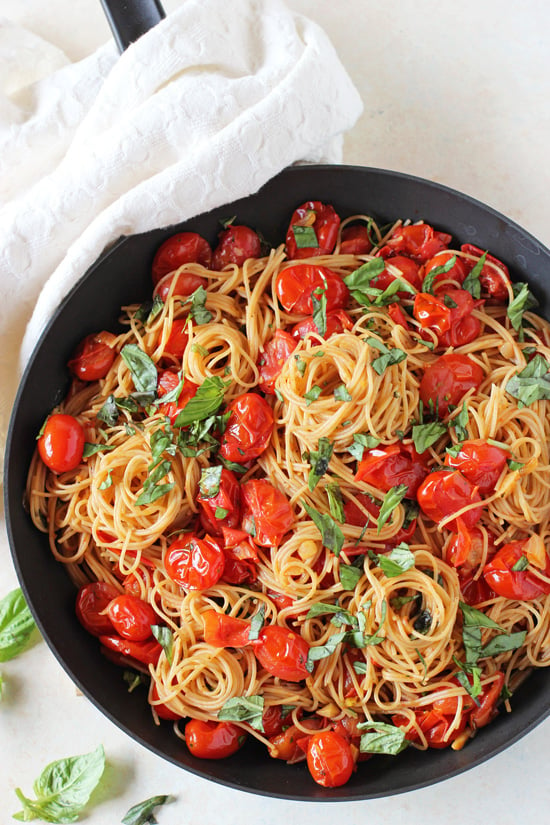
[211,225,262,270]
[458,569,497,605]
[431,679,476,717]
[422,250,469,291]
[261,705,296,738]
[371,255,423,295]
[240,478,294,546]
[286,201,340,259]
[413,292,451,336]
[150,683,183,720]
[107,594,157,641]
[67,332,116,381]
[419,353,484,418]
[155,272,208,302]
[185,719,246,759]
[221,527,259,585]
[339,224,372,255]
[306,731,355,787]
[275,264,349,314]
[197,468,241,536]
[202,609,251,647]
[387,302,412,329]
[269,718,325,761]
[469,673,505,729]
[75,582,119,637]
[382,224,451,263]
[38,413,85,474]
[436,289,483,348]
[257,330,297,394]
[343,492,417,548]
[483,539,550,600]
[99,634,162,666]
[417,470,483,530]
[355,443,429,498]
[291,309,353,340]
[446,523,496,569]
[162,319,189,360]
[164,533,225,590]
[460,244,511,301]
[444,439,508,495]
[219,393,274,463]
[157,370,199,424]
[393,708,467,749]
[152,232,212,284]
[253,625,310,681]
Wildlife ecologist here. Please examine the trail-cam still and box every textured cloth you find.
[0,0,362,461]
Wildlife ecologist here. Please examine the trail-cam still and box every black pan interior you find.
[5,165,550,800]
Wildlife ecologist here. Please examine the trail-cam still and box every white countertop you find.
[1,1,550,822]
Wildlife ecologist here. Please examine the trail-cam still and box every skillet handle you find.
[100,0,166,53]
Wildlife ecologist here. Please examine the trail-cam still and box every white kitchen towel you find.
[0,0,362,460]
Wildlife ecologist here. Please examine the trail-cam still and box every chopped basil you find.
[344,259,415,307]
[508,459,524,471]
[304,385,322,405]
[0,588,36,663]
[443,294,458,308]
[358,721,409,756]
[151,626,173,664]
[344,258,386,291]
[312,285,328,337]
[294,354,307,376]
[248,606,265,641]
[453,401,469,439]
[339,561,363,590]
[150,425,176,464]
[411,421,447,453]
[353,660,368,675]
[481,630,527,658]
[183,286,213,325]
[348,432,380,462]
[334,384,352,402]
[123,670,144,693]
[422,255,457,293]
[292,223,318,248]
[218,694,265,731]
[82,442,116,458]
[219,457,248,475]
[199,465,223,498]
[462,251,486,298]
[505,354,550,407]
[174,376,228,427]
[511,554,529,572]
[98,471,113,490]
[377,484,408,533]
[191,343,210,356]
[134,294,164,326]
[306,631,347,671]
[121,344,158,403]
[135,458,174,505]
[97,394,119,426]
[455,664,482,700]
[507,282,538,332]
[326,482,345,523]
[307,437,334,491]
[459,602,503,665]
[122,795,171,825]
[374,543,415,578]
[303,502,345,556]
[215,507,229,519]
[154,372,184,406]
[366,337,407,375]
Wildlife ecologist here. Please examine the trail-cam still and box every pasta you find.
[27,201,550,787]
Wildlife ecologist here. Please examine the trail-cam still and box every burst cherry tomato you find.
[67,332,116,381]
[470,673,505,729]
[107,594,157,641]
[202,609,251,647]
[355,443,429,498]
[99,634,162,666]
[371,255,423,295]
[211,225,262,270]
[461,244,511,300]
[152,232,212,284]
[164,534,225,590]
[240,479,294,546]
[306,731,355,787]
[75,582,119,637]
[185,719,246,759]
[157,370,199,424]
[261,705,296,738]
[444,439,508,495]
[382,223,451,263]
[162,319,189,359]
[436,289,483,348]
[269,718,325,761]
[38,413,85,474]
[343,492,417,549]
[286,201,340,259]
[413,292,451,336]
[394,707,467,749]
[219,393,274,463]
[155,272,208,302]
[483,539,550,600]
[197,468,241,535]
[253,625,310,681]
[339,224,372,255]
[150,683,182,720]
[221,527,259,585]
[419,353,484,418]
[275,264,348,314]
[387,302,411,329]
[422,250,469,291]
[257,330,297,394]
[446,523,495,569]
[291,309,353,340]
[417,470,483,530]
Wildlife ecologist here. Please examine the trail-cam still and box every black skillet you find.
[5,163,550,800]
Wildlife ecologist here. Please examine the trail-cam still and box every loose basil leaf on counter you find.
[292,224,318,248]
[174,376,229,427]
[462,251,486,299]
[374,543,415,578]
[508,282,538,332]
[0,588,36,662]
[377,484,408,533]
[151,626,173,664]
[358,721,409,756]
[348,432,380,462]
[82,442,116,458]
[421,254,457,294]
[505,354,550,407]
[307,437,334,491]
[13,744,105,823]
[366,337,407,376]
[199,465,223,498]
[122,794,171,825]
[312,285,327,337]
[411,421,447,453]
[303,502,345,557]
[218,695,265,731]
[121,345,158,401]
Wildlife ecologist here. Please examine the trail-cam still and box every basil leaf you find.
[122,795,170,825]
[348,432,380,461]
[121,345,158,401]
[312,286,327,337]
[215,506,229,519]
[358,721,409,755]
[248,606,265,641]
[456,665,482,700]
[134,295,164,327]
[150,426,176,464]
[366,337,407,376]
[459,602,502,630]
[151,626,173,664]
[13,744,105,824]
[303,502,345,557]
[97,395,119,427]
[0,588,36,663]
[304,385,322,405]
[294,354,307,377]
[154,372,184,406]
[480,630,527,658]
[218,695,265,731]
[174,376,228,427]
[306,631,347,671]
[326,483,345,523]
[453,401,469,439]
[199,465,223,498]
[459,602,503,665]
[377,484,408,533]
[334,384,352,402]
[339,562,363,590]
[462,252,486,298]
[511,554,529,572]
[375,543,415,578]
[344,258,386,290]
[308,437,333,491]
[292,224,318,248]
[98,471,113,490]
[186,286,213,325]
[82,442,116,458]
[506,354,550,407]
[305,603,357,625]
[508,459,524,471]
[411,421,447,453]
[422,255,457,293]
[353,660,368,675]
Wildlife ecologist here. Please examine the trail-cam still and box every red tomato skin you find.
[67,332,116,381]
[75,582,119,637]
[387,302,411,329]
[460,244,511,300]
[261,705,296,738]
[286,201,340,259]
[253,625,310,681]
[446,523,495,569]
[419,353,484,418]
[197,468,241,536]
[470,673,505,729]
[291,309,353,341]
[219,393,274,463]
[155,272,208,302]
[422,250,469,291]
[99,634,162,666]
[383,224,451,263]
[413,292,452,335]
[371,255,423,295]
[355,443,429,498]
[107,594,157,641]
[343,492,416,549]
[483,540,550,600]
[164,534,225,591]
[185,719,245,759]
[417,470,483,531]
[275,264,349,314]
[269,718,325,761]
[162,319,189,360]
[436,289,484,348]
[157,370,199,424]
[221,529,259,585]
[240,478,294,547]
[211,225,262,270]
[444,439,508,495]
[202,609,251,647]
[150,683,182,720]
[152,232,212,284]
[339,224,372,255]
[38,414,85,474]
[306,731,355,788]
[393,708,467,749]
[258,330,297,394]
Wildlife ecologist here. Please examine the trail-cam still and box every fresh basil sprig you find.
[0,588,36,663]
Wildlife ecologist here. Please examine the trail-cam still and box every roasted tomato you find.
[417,470,483,530]
[422,250,469,291]
[446,523,495,569]
[164,534,225,590]
[219,393,274,463]
[162,319,190,359]
[157,370,199,424]
[261,705,296,738]
[291,309,353,340]
[413,292,452,337]
[343,492,417,548]
[460,244,511,301]
[99,635,162,666]
[436,289,483,348]
[444,439,508,495]
[197,467,241,536]
[240,478,294,546]
[185,719,246,759]
[67,331,116,381]
[275,264,348,314]
[202,609,251,647]
[38,413,85,474]
[75,582,119,637]
[154,272,208,302]
[339,224,372,255]
[285,201,340,259]
[269,718,325,762]
[211,224,262,270]
[470,673,505,729]
[152,232,212,284]
[393,707,467,749]
[371,255,422,294]
[419,353,484,418]
[483,539,550,600]
[355,443,429,498]
[107,594,157,641]
[257,330,297,394]
[253,625,310,681]
[306,731,355,787]
[150,683,183,720]
[382,223,451,263]
[221,527,259,585]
